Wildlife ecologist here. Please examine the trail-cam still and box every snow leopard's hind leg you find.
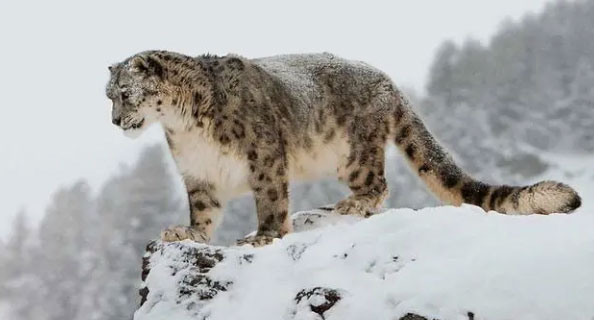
[335,117,391,217]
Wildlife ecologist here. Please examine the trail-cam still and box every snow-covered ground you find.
[137,197,594,320]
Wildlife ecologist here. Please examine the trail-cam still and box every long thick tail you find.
[391,94,581,215]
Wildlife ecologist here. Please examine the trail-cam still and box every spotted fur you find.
[106,51,582,246]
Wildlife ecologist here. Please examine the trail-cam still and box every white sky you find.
[0,0,555,237]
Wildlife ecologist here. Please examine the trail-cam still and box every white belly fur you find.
[171,129,350,199]
[171,130,251,199]
[288,132,350,181]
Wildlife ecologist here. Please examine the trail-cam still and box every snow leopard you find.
[105,50,582,246]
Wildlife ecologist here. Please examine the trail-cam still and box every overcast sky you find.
[0,0,556,237]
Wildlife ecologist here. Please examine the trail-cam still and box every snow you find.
[136,202,594,320]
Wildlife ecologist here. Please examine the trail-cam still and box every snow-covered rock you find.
[135,205,594,320]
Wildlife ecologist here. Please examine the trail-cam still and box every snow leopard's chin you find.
[123,127,145,139]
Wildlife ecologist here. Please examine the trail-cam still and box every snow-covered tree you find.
[75,145,184,320]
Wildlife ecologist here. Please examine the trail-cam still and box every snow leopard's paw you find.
[161,226,208,243]
[236,234,278,247]
[334,197,377,217]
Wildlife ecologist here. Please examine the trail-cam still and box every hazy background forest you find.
[1,1,593,319]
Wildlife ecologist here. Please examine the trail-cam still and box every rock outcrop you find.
[134,207,594,320]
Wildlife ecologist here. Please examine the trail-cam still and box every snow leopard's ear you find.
[129,55,165,79]
[108,63,121,74]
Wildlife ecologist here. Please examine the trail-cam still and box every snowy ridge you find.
[135,206,594,320]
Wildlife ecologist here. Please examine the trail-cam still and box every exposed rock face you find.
[142,241,227,299]
[290,287,342,319]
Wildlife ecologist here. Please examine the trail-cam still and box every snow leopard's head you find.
[105,52,171,138]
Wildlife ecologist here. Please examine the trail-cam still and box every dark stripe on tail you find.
[488,185,515,211]
[461,181,490,207]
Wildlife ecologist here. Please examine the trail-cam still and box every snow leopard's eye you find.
[119,87,133,101]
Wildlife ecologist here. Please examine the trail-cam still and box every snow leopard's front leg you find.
[161,181,222,243]
[237,143,291,247]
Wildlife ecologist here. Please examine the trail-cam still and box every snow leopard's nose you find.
[111,102,123,126]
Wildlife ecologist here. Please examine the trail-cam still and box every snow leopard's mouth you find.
[121,118,146,138]
[122,118,145,131]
